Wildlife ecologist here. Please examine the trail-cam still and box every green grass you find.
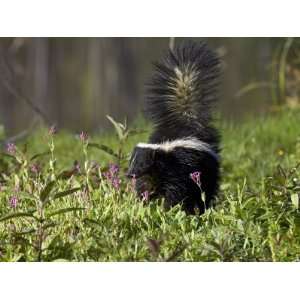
[0,108,300,261]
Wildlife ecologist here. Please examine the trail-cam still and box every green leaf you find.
[47,207,85,218]
[22,142,28,154]
[40,181,56,203]
[15,228,36,235]
[83,218,102,228]
[291,193,299,209]
[0,211,36,222]
[276,165,286,185]
[0,152,17,161]
[18,191,37,200]
[88,143,118,158]
[165,243,187,262]
[0,124,4,137]
[57,167,79,180]
[53,187,81,200]
[30,151,51,161]
[106,115,124,140]
[42,221,57,230]
[9,254,23,262]
[293,186,300,192]
[43,187,81,207]
[129,128,147,135]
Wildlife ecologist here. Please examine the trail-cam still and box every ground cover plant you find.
[0,108,299,261]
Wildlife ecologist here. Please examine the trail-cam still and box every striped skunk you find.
[127,41,221,214]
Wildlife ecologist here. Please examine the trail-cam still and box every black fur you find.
[146,40,220,150]
[127,41,221,214]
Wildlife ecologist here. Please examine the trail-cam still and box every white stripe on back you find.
[137,138,211,153]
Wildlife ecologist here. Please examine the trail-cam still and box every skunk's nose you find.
[126,172,135,179]
[125,169,136,179]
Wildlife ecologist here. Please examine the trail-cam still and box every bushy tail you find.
[145,41,220,131]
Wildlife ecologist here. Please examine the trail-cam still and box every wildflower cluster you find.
[103,163,121,190]
[79,131,89,143]
[48,125,57,136]
[6,143,16,155]
[8,195,18,209]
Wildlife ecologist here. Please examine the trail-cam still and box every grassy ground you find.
[0,108,300,261]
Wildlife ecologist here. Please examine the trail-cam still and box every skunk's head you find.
[127,146,156,179]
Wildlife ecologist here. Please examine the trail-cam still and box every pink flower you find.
[79,131,88,142]
[48,125,57,136]
[103,164,119,180]
[112,177,121,190]
[190,171,201,187]
[9,196,18,208]
[109,163,119,176]
[6,143,16,155]
[103,171,111,180]
[141,190,149,202]
[103,163,121,190]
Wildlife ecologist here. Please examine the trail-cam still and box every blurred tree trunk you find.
[87,38,138,131]
[100,38,138,129]
[0,37,278,134]
[34,38,49,119]
[87,38,104,130]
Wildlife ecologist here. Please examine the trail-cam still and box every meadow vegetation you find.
[0,108,299,261]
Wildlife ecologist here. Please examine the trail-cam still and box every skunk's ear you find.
[127,147,156,178]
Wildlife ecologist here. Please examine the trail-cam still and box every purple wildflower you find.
[79,131,88,142]
[48,125,57,136]
[112,177,121,190]
[141,190,149,202]
[103,163,121,190]
[6,143,16,155]
[103,164,119,179]
[9,196,18,208]
[190,171,201,187]
[103,171,111,180]
[109,163,119,176]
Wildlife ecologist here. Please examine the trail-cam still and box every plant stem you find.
[278,37,294,105]
[37,204,44,262]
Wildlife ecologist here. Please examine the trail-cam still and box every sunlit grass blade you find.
[0,210,37,222]
[47,207,85,218]
[53,187,81,200]
[40,181,56,203]
[88,143,118,158]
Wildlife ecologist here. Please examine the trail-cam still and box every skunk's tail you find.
[145,41,220,132]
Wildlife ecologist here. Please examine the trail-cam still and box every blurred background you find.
[0,37,299,136]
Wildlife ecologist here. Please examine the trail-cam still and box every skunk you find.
[127,41,221,214]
